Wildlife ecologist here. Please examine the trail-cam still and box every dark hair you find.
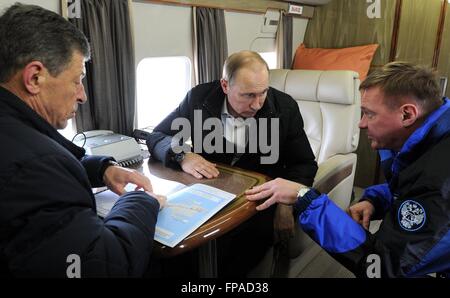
[360,61,442,114]
[0,3,90,83]
[222,51,269,85]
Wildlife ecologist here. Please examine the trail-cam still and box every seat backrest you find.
[269,69,361,163]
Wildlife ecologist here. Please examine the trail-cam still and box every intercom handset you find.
[73,130,143,167]
[132,129,152,141]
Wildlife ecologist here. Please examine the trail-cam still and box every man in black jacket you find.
[0,4,165,277]
[147,51,317,276]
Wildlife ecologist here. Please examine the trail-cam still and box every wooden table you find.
[139,159,269,277]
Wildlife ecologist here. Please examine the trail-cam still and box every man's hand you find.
[274,204,295,244]
[180,152,219,179]
[145,191,167,210]
[245,178,304,211]
[103,165,152,195]
[346,200,375,230]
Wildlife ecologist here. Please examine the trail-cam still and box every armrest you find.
[286,154,357,260]
[313,154,356,194]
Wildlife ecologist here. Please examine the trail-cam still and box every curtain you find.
[438,4,450,98]
[395,0,441,66]
[276,12,293,69]
[69,0,136,135]
[193,7,228,85]
[304,0,396,66]
[283,14,293,69]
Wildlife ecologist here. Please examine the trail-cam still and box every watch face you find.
[174,152,185,163]
[298,187,310,198]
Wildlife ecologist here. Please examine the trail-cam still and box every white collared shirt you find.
[221,98,248,153]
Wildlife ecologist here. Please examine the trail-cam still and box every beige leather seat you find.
[251,69,361,277]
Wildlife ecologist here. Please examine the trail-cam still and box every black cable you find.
[72,132,87,148]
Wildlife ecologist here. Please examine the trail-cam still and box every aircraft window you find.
[136,56,192,129]
[259,52,277,69]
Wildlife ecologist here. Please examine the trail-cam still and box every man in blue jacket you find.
[0,4,165,277]
[247,61,450,277]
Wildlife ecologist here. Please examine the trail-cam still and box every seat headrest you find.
[271,69,359,105]
[269,68,361,162]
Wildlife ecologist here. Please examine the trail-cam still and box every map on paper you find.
[94,172,185,218]
[94,176,236,248]
[154,183,235,247]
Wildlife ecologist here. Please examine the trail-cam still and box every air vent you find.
[268,20,279,26]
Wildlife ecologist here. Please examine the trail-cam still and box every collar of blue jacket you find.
[379,98,450,173]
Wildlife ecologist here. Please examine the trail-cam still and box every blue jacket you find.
[0,87,160,277]
[297,99,450,277]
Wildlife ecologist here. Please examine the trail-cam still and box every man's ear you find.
[220,78,229,95]
[400,103,419,127]
[22,61,45,95]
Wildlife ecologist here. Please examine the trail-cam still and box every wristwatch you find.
[172,152,186,164]
[297,186,311,198]
[294,187,321,215]
[101,159,120,181]
[107,160,120,167]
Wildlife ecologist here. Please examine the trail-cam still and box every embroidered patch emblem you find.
[398,200,426,231]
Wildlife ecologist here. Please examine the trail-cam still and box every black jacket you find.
[0,87,159,277]
[297,99,450,277]
[147,81,317,185]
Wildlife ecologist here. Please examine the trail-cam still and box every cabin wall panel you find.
[132,2,193,68]
[223,11,308,64]
[225,11,277,55]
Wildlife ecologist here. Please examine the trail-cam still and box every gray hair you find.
[222,51,269,85]
[0,3,90,83]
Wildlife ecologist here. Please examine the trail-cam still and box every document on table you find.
[94,172,185,218]
[154,183,236,247]
[94,176,236,248]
